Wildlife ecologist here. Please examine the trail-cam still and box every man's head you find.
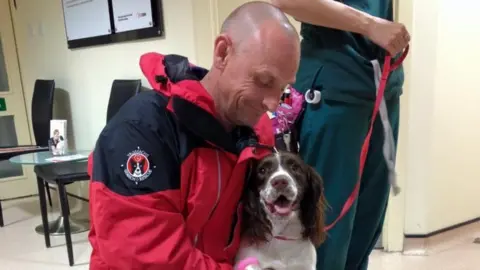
[201,1,300,129]
[53,129,60,139]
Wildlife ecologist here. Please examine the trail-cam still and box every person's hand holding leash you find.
[270,0,410,56]
[366,17,410,56]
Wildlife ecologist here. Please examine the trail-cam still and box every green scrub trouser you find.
[297,90,400,269]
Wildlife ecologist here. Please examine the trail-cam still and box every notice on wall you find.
[111,0,153,33]
[0,97,6,112]
[62,0,112,40]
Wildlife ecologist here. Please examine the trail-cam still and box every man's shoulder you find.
[116,90,169,121]
[102,90,174,135]
[91,91,183,196]
[97,90,204,160]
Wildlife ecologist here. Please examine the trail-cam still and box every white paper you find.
[62,0,111,40]
[111,0,153,33]
[45,154,87,163]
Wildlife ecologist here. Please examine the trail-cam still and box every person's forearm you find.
[271,0,375,36]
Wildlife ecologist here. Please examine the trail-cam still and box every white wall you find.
[9,0,480,236]
[428,0,480,232]
[404,0,480,235]
[11,0,196,150]
[10,0,197,198]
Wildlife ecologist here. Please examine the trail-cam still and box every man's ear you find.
[213,34,233,71]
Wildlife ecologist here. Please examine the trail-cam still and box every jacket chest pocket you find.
[183,150,223,244]
[223,202,244,261]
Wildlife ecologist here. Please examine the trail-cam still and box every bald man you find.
[87,2,299,270]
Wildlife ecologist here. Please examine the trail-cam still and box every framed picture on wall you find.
[61,0,165,49]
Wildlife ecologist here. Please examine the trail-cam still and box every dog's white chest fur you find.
[236,237,316,270]
[235,215,316,270]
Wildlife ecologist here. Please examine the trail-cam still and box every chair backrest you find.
[106,79,141,123]
[31,79,55,147]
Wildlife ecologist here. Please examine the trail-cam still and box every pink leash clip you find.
[236,257,260,270]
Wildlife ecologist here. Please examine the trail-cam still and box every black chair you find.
[34,79,142,266]
[34,162,90,266]
[106,79,142,123]
[0,79,56,227]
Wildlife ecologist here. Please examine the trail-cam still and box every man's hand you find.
[366,17,410,56]
[271,0,411,57]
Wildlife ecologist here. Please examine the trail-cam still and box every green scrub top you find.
[297,0,404,103]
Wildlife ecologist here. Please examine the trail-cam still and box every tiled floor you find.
[0,196,479,270]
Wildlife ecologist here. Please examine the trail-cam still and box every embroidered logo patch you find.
[121,147,153,184]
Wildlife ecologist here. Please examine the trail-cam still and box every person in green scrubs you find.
[271,0,410,269]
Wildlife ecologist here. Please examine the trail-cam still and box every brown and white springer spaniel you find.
[234,151,327,270]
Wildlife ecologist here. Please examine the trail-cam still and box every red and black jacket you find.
[87,53,275,270]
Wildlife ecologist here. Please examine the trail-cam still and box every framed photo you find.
[49,120,68,156]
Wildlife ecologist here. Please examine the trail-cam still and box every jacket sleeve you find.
[89,121,233,270]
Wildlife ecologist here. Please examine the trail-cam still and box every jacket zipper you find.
[194,150,222,247]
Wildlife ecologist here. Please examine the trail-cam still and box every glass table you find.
[10,150,91,236]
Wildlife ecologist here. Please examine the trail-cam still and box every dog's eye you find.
[259,167,266,174]
[291,163,300,172]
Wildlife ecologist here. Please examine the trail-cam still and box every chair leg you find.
[36,177,50,248]
[0,200,4,227]
[45,182,53,207]
[58,183,74,266]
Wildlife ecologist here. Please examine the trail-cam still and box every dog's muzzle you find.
[267,173,297,201]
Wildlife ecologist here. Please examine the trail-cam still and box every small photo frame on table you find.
[49,120,68,156]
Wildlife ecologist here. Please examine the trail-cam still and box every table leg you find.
[58,183,74,266]
[34,184,89,235]
[0,200,4,227]
[36,176,50,247]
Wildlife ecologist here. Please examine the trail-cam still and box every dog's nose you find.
[271,178,288,189]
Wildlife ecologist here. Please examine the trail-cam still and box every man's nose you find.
[263,97,280,112]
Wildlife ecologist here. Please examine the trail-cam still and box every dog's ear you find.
[241,160,272,245]
[300,165,327,247]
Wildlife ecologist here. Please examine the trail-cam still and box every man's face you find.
[214,29,300,128]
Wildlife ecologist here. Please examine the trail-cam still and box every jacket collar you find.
[140,53,274,156]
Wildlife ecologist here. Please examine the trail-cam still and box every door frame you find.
[381,0,412,252]
[0,0,37,198]
[191,0,218,68]
[190,0,411,252]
